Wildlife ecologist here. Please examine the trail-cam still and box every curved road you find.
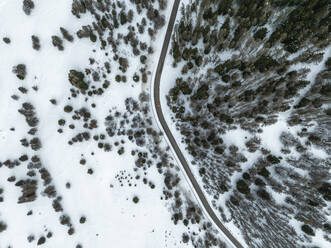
[152,1,244,248]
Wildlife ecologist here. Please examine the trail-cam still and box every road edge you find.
[149,1,245,248]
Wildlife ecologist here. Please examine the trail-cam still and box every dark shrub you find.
[243,172,250,180]
[31,35,40,50]
[89,33,97,42]
[182,233,189,243]
[140,55,147,64]
[58,119,66,126]
[258,167,270,178]
[30,137,41,151]
[120,12,127,25]
[60,27,74,42]
[320,84,331,97]
[133,74,140,82]
[15,179,37,203]
[257,189,271,200]
[3,37,10,44]
[215,146,224,154]
[133,196,139,203]
[323,222,331,232]
[301,224,315,236]
[199,167,206,175]
[80,216,86,224]
[64,105,73,113]
[253,28,268,40]
[192,84,209,100]
[23,0,35,15]
[237,180,250,194]
[318,182,331,201]
[254,55,279,73]
[294,97,310,108]
[230,195,239,206]
[52,36,64,51]
[254,178,266,186]
[68,70,88,91]
[325,57,331,69]
[12,64,27,80]
[0,221,7,232]
[266,154,280,164]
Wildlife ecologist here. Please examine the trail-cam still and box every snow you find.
[158,2,331,248]
[2,0,328,247]
[0,1,191,247]
[222,129,252,151]
[155,4,246,248]
[258,117,292,155]
[289,47,331,109]
[289,217,331,248]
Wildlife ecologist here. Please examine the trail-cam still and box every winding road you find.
[152,1,244,248]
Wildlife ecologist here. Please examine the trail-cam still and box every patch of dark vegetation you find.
[70,132,90,144]
[18,102,39,127]
[28,127,38,135]
[52,196,63,212]
[60,27,74,42]
[68,70,89,91]
[103,93,227,247]
[117,147,125,155]
[3,37,10,44]
[11,94,19,101]
[51,35,64,51]
[15,1,231,246]
[59,214,72,227]
[43,185,56,198]
[7,176,16,182]
[15,179,37,203]
[166,0,331,247]
[27,156,41,169]
[27,234,35,242]
[132,196,139,204]
[18,86,28,94]
[1,159,20,169]
[301,224,315,236]
[0,221,7,232]
[68,227,75,235]
[30,137,41,151]
[37,236,46,245]
[31,35,41,50]
[23,0,35,15]
[79,216,86,224]
[12,64,26,80]
[64,105,73,113]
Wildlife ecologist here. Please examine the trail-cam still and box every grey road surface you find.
[152,1,244,248]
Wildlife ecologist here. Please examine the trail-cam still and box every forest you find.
[167,0,330,247]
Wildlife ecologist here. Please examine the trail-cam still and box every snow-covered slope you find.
[0,1,221,247]
[163,1,331,247]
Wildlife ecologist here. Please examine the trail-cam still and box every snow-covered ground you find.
[160,41,331,248]
[159,50,246,247]
[0,1,193,247]
[159,2,331,248]
[157,7,246,246]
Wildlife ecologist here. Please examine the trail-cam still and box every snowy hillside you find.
[0,1,228,248]
[164,0,331,248]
